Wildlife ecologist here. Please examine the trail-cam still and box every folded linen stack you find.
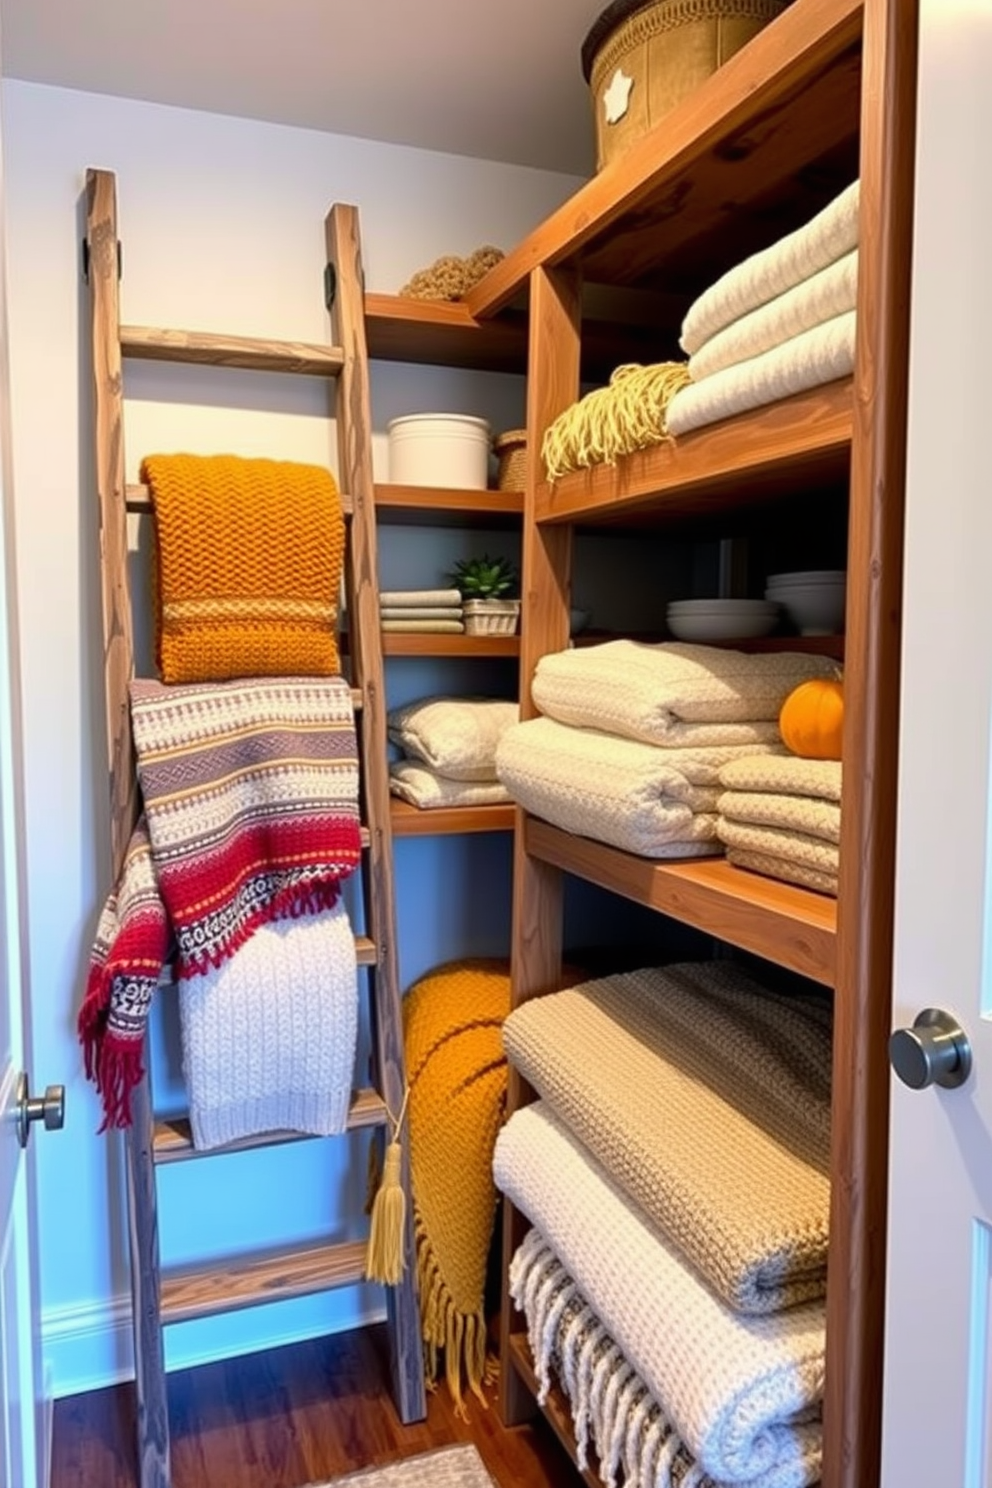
[380,587,464,634]
[387,695,518,809]
[717,754,843,896]
[666,179,861,437]
[494,960,833,1488]
[494,640,837,858]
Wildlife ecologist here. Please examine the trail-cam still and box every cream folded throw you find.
[727,848,838,897]
[379,588,462,607]
[379,607,464,620]
[494,1102,826,1485]
[680,180,860,354]
[512,1230,823,1488]
[718,818,840,878]
[531,640,836,746]
[667,312,856,438]
[496,718,782,857]
[380,619,465,633]
[719,792,840,845]
[502,961,832,1313]
[389,761,512,809]
[690,249,858,382]
[719,755,842,802]
[388,696,519,780]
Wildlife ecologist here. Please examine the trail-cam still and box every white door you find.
[881,2,992,1484]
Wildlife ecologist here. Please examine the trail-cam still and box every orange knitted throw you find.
[141,453,345,682]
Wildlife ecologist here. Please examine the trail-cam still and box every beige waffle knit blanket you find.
[502,961,831,1313]
[727,848,838,897]
[496,718,783,857]
[389,761,512,809]
[531,641,835,748]
[719,818,840,882]
[388,696,518,780]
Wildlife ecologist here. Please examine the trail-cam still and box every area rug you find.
[308,1443,496,1488]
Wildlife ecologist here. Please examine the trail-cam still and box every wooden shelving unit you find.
[375,482,523,528]
[390,799,515,837]
[381,633,519,659]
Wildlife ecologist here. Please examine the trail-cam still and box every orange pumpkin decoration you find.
[779,678,844,760]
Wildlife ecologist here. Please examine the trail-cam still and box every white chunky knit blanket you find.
[389,760,512,809]
[497,718,783,857]
[667,311,856,438]
[494,1102,826,1485]
[680,180,860,354]
[530,642,836,747]
[511,1230,823,1488]
[179,900,358,1149]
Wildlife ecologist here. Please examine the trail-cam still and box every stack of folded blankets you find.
[717,755,843,896]
[380,586,464,634]
[665,178,860,437]
[387,695,518,810]
[494,959,833,1488]
[494,641,837,858]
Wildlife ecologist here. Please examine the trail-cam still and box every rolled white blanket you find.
[389,760,512,809]
[690,249,858,382]
[387,695,518,780]
[496,717,781,857]
[494,1101,826,1485]
[667,311,856,438]
[680,180,860,354]
[531,640,836,746]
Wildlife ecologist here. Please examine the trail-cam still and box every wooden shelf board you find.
[374,483,523,529]
[160,1238,367,1325]
[381,633,520,658]
[507,1335,600,1488]
[389,798,515,837]
[536,380,853,528]
[524,815,836,986]
[120,325,344,376]
[466,0,862,314]
[364,293,528,373]
[152,1087,386,1164]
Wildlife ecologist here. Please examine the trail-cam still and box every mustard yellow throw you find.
[141,453,345,682]
[403,959,511,1415]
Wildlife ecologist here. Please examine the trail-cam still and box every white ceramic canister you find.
[387,413,491,489]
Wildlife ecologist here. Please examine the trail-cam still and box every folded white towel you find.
[719,789,840,844]
[667,311,856,437]
[532,640,837,745]
[690,249,858,382]
[379,607,464,621]
[389,761,512,809]
[718,817,840,878]
[388,695,519,780]
[728,847,839,897]
[380,619,465,633]
[379,588,462,607]
[719,755,843,802]
[680,180,860,354]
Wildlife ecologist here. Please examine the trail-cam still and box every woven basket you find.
[463,599,521,636]
[493,429,527,491]
[583,0,788,171]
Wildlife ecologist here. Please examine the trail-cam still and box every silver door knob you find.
[889,1008,972,1090]
[14,1072,65,1148]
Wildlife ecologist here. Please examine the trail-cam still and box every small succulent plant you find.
[448,553,519,600]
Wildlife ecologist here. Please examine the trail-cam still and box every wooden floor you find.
[49,1324,577,1488]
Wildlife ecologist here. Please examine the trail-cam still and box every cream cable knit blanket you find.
[667,311,856,438]
[388,696,519,780]
[680,180,860,354]
[511,1230,824,1488]
[389,761,512,809]
[531,641,836,747]
[494,1102,826,1484]
[502,962,832,1313]
[689,250,858,382]
[179,900,358,1149]
[496,718,783,857]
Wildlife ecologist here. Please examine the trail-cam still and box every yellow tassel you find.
[365,1140,407,1286]
[364,1135,383,1216]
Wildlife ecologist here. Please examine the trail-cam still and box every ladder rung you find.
[152,1086,387,1163]
[120,324,345,377]
[125,482,354,517]
[160,1238,368,1325]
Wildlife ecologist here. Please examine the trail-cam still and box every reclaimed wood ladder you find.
[84,168,426,1488]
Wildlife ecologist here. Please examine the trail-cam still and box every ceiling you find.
[0,0,609,176]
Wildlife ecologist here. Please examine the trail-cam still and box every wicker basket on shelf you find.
[582,0,789,171]
[493,429,528,491]
[463,599,521,636]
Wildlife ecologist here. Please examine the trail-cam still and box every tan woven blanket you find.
[718,818,840,878]
[502,961,832,1313]
[718,791,840,844]
[727,848,838,897]
[719,755,842,801]
[389,761,511,809]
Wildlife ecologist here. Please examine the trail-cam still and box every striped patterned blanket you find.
[79,675,362,1129]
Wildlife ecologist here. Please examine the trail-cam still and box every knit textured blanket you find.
[142,453,345,683]
[718,819,840,895]
[389,762,512,810]
[79,676,361,1129]
[726,848,838,898]
[680,180,860,354]
[388,696,519,781]
[666,312,856,438]
[719,755,843,802]
[403,959,511,1415]
[493,1103,826,1485]
[502,961,832,1313]
[511,1231,823,1488]
[689,249,858,382]
[496,717,785,858]
[179,900,357,1148]
[531,641,837,747]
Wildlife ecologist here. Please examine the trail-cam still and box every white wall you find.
[0,77,584,1397]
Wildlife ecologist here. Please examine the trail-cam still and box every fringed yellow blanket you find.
[402,959,511,1416]
[141,452,345,682]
